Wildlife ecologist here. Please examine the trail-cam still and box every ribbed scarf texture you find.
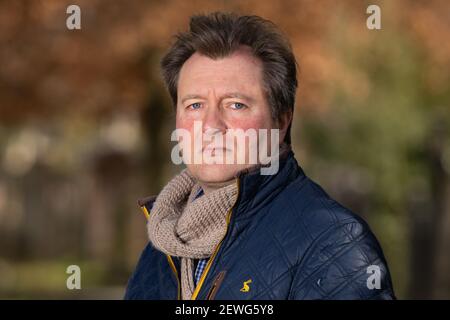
[147,169,238,300]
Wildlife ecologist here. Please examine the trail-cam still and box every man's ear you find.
[278,110,293,143]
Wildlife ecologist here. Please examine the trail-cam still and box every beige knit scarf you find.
[147,169,238,300]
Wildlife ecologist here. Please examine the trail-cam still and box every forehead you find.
[177,46,264,98]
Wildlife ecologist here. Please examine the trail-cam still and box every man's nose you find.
[203,105,226,133]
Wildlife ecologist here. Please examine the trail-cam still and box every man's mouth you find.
[203,146,227,153]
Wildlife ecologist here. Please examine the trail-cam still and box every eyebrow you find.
[180,94,203,104]
[180,92,255,104]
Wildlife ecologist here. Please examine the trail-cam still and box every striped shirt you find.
[194,258,208,286]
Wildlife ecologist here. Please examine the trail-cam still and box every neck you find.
[199,178,236,194]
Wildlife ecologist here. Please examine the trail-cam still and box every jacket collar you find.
[232,145,304,221]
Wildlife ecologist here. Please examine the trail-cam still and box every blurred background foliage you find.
[0,0,449,299]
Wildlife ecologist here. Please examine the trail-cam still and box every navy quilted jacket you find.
[124,150,395,300]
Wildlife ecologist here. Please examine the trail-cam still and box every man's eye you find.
[230,102,247,110]
[188,102,202,110]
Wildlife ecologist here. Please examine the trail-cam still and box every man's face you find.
[176,46,284,184]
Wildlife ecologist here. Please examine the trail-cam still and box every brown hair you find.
[161,12,298,144]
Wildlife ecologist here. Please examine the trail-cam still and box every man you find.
[125,12,395,300]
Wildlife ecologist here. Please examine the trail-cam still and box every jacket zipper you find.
[167,255,181,300]
[205,270,227,300]
[191,178,240,300]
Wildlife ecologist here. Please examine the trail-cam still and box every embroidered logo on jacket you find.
[240,279,252,292]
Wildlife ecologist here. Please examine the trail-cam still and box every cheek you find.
[176,114,194,131]
[227,115,273,131]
